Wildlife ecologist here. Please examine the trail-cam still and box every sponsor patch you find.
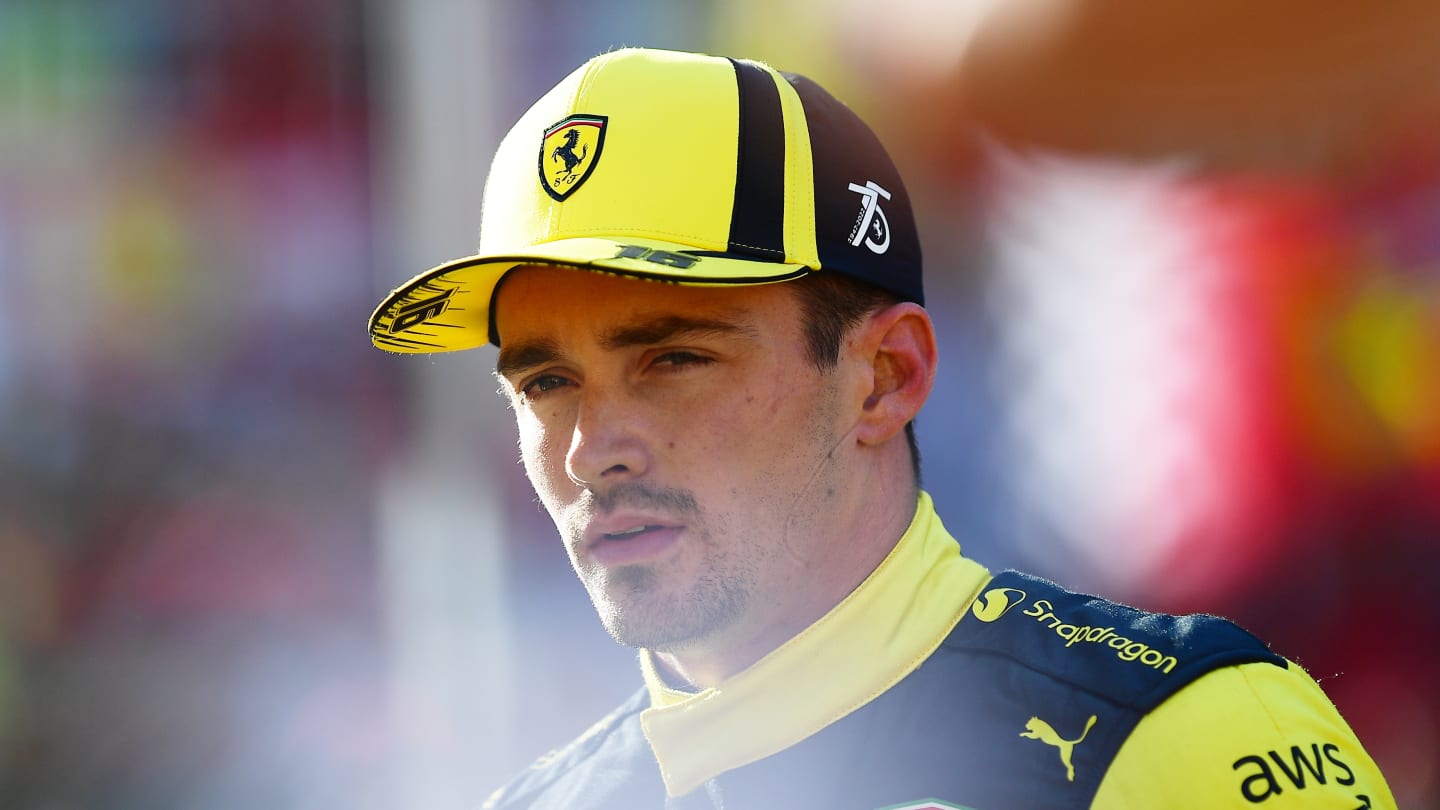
[540,114,607,200]
[971,587,1027,623]
[1021,599,1179,674]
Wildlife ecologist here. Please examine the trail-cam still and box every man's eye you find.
[521,374,571,397]
[653,351,711,368]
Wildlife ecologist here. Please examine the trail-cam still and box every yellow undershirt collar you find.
[638,492,992,796]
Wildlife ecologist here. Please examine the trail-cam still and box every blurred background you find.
[1,0,1437,807]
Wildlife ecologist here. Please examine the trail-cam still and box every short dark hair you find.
[786,272,922,484]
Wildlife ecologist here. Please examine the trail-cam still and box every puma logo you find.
[1020,715,1098,782]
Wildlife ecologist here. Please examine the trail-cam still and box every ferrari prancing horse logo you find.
[540,114,607,200]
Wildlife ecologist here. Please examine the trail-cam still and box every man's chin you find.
[590,592,741,653]
[594,601,713,651]
[583,564,750,650]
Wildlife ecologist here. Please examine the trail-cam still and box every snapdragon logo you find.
[971,587,1027,623]
[1022,600,1178,674]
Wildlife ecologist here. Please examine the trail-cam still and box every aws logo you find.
[971,587,1027,623]
[1233,743,1370,806]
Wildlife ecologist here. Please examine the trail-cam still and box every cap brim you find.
[368,237,814,353]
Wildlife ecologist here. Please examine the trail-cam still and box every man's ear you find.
[852,303,937,446]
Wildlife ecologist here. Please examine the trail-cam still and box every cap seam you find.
[727,240,786,257]
[771,70,819,267]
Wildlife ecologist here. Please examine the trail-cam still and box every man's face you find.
[494,266,852,655]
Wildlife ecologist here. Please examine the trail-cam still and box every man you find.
[369,48,1393,809]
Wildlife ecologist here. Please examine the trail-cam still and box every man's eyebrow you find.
[495,313,760,379]
[599,313,759,350]
[495,339,562,379]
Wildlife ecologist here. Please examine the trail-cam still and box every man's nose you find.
[565,387,650,488]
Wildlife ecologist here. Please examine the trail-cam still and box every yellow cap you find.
[370,48,921,353]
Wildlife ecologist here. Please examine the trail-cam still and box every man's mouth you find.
[586,520,685,567]
[603,524,665,540]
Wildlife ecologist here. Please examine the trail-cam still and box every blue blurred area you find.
[1,1,1437,808]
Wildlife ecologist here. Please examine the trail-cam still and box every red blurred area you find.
[857,6,1440,803]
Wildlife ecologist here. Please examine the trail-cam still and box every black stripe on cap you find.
[725,59,787,261]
